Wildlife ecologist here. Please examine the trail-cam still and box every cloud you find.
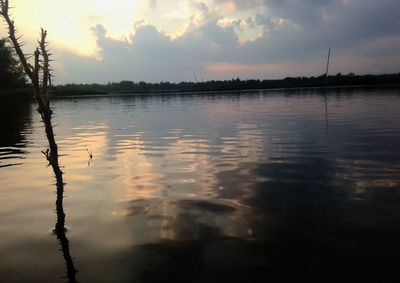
[51,0,400,83]
[55,21,237,83]
[213,0,264,12]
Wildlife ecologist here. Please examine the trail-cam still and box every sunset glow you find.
[1,0,398,83]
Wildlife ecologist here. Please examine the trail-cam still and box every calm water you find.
[1,88,400,282]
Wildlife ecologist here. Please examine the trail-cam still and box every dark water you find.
[1,88,400,282]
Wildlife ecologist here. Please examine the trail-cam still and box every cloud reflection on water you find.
[110,121,266,242]
[1,91,400,282]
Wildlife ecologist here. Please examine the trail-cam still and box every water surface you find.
[1,88,400,282]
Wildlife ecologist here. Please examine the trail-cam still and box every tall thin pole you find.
[324,48,330,129]
[325,48,331,77]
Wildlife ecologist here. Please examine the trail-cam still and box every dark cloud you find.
[264,0,342,26]
[216,0,400,40]
[235,0,400,63]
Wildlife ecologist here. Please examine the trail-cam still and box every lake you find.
[1,88,400,282]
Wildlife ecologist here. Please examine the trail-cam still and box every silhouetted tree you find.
[0,37,26,89]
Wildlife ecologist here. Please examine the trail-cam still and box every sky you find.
[1,0,400,84]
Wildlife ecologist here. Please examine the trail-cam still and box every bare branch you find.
[39,28,51,105]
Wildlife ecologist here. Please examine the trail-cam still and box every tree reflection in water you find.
[53,178,78,283]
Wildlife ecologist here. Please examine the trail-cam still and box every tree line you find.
[54,73,400,95]
[1,36,399,96]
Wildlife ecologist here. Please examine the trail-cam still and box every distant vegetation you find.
[0,38,26,89]
[1,38,399,97]
[53,73,400,96]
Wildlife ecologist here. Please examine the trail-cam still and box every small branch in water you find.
[41,148,50,160]
[41,148,51,167]
[84,146,93,159]
[85,146,93,167]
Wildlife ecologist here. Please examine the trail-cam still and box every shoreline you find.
[2,82,400,100]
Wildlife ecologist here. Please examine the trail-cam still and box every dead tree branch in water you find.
[1,1,77,281]
[1,0,60,177]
